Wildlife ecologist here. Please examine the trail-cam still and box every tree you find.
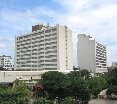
[106,68,117,97]
[80,69,91,79]
[88,74,108,97]
[107,86,117,96]
[0,79,32,104]
[107,68,117,86]
[13,79,32,100]
[40,71,66,99]
[66,71,90,103]
[40,71,90,103]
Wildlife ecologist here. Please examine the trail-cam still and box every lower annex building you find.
[112,62,117,68]
[15,24,73,71]
[77,34,107,73]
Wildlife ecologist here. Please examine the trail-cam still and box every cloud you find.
[0,43,6,48]
[0,36,15,58]
[0,37,14,49]
[107,44,117,66]
[0,6,57,35]
[52,0,117,67]
[0,0,117,67]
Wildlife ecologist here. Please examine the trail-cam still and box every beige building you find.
[15,24,73,71]
[77,34,107,73]
[0,70,71,87]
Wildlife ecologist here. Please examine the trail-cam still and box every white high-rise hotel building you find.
[77,34,107,73]
[15,24,73,71]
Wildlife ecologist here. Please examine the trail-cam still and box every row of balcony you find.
[17,40,57,48]
[17,50,57,56]
[16,64,57,68]
[17,31,57,42]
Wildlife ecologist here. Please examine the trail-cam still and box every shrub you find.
[33,97,53,104]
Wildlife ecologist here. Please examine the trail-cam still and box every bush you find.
[33,97,53,104]
[106,86,117,95]
[61,97,75,104]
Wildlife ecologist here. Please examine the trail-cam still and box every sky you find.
[0,0,117,67]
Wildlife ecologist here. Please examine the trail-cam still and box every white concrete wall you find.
[58,25,66,71]
[77,34,96,72]
[66,28,73,70]
[0,71,41,83]
[77,34,107,73]
[0,70,71,83]
[57,25,73,71]
[88,40,96,72]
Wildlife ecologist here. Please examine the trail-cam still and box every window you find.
[32,53,37,55]
[45,64,57,66]
[32,61,37,63]
[38,56,44,59]
[45,30,51,33]
[32,57,37,59]
[32,65,37,67]
[52,28,56,32]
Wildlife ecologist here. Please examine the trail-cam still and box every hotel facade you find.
[77,34,107,73]
[15,24,73,71]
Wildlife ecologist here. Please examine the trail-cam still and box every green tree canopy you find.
[40,71,66,99]
[106,68,117,96]
[66,71,90,103]
[0,79,32,104]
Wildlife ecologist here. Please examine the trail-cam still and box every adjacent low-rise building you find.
[0,55,14,70]
[0,70,71,88]
[77,34,107,73]
[112,62,117,68]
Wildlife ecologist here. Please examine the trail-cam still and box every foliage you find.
[66,71,90,103]
[106,68,117,96]
[33,97,53,104]
[107,68,117,86]
[40,71,67,99]
[0,79,32,104]
[14,79,32,99]
[88,74,108,97]
[106,86,117,95]
[0,87,27,104]
[80,69,91,79]
[33,83,45,98]
[61,97,76,104]
[40,71,90,103]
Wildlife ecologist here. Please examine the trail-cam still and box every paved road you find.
[89,99,117,104]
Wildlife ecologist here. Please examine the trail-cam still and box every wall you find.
[57,25,66,71]
[66,28,73,70]
[0,70,71,83]
[77,34,96,72]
